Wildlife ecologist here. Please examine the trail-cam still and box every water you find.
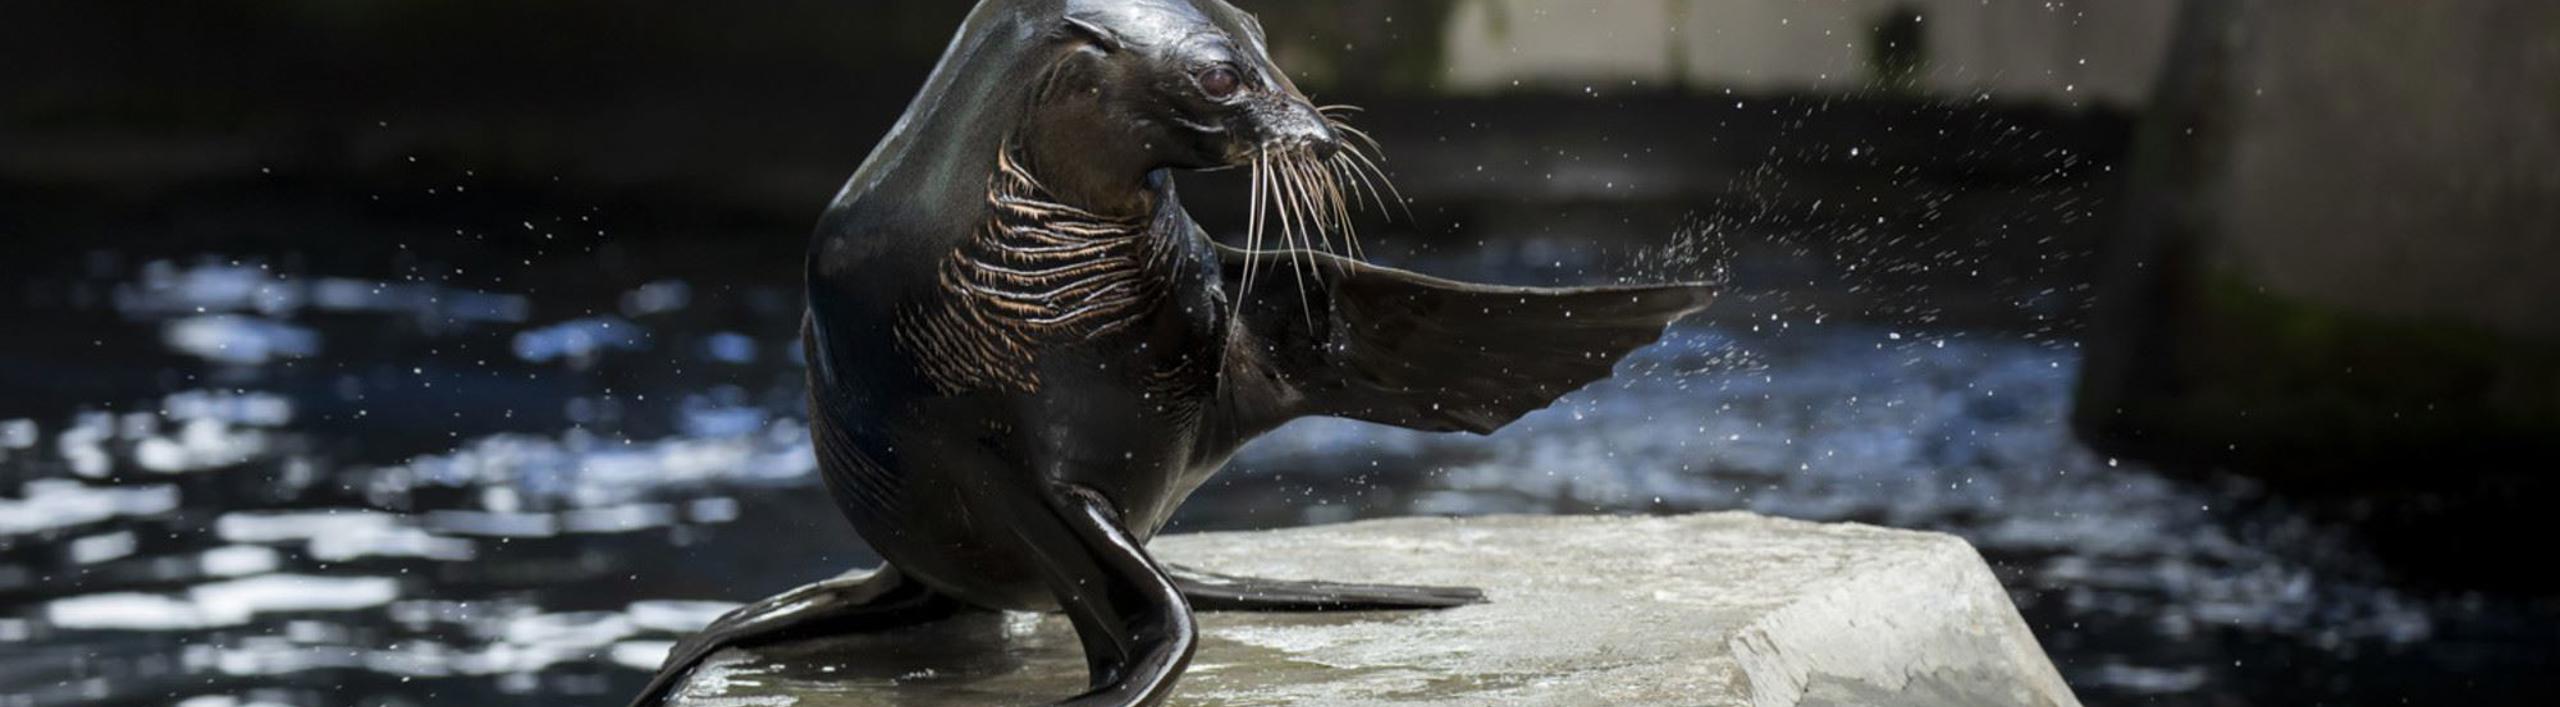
[0,89,2548,704]
[4,239,2550,707]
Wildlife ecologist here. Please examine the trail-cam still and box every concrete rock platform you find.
[667,513,2080,707]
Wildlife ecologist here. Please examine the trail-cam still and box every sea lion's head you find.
[1035,0,1393,254]
[1048,0,1340,170]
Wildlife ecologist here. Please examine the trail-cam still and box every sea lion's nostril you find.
[1307,130,1341,160]
[1295,104,1341,159]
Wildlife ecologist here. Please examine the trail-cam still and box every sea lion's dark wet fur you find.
[633,1,1715,705]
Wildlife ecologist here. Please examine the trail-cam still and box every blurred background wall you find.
[1439,0,2175,107]
[2074,0,2560,590]
[2082,0,2560,529]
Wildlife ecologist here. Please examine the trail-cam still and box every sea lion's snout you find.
[1298,108,1343,160]
[1241,97,1337,162]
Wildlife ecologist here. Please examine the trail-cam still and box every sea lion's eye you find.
[1198,67,1242,99]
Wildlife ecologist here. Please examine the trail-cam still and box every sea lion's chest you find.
[893,157,1218,403]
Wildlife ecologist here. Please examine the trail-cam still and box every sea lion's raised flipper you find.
[629,567,960,707]
[1168,563,1484,611]
[1215,244,1716,438]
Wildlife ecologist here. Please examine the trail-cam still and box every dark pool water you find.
[1,162,2552,706]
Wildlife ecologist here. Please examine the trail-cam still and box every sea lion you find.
[633,0,1715,705]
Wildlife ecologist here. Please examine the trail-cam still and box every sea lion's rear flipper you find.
[1214,245,1716,438]
[629,567,959,707]
[1168,563,1484,611]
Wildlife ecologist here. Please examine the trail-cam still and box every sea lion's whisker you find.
[1328,120,1387,157]
[1274,150,1303,253]
[1319,154,1368,262]
[1331,151,1351,220]
[1328,155,1366,211]
[1287,151,1335,258]
[1332,152,1385,220]
[1265,151,1303,263]
[1271,150,1301,244]
[1313,155,1351,260]
[1312,152,1343,232]
[1272,150,1321,325]
[1240,151,1269,310]
[1266,152,1294,297]
[1235,104,1399,304]
[1324,119,1385,172]
[1336,149,1386,214]
[1256,155,1272,293]
[1295,153,1330,270]
[1311,154,1354,249]
[1337,142,1413,223]
[1290,151,1331,240]
[1320,115,1409,226]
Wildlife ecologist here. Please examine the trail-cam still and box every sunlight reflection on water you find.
[0,256,2515,706]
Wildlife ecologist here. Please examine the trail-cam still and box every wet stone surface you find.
[670,513,2079,707]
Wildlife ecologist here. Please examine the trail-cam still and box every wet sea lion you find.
[634,0,1715,704]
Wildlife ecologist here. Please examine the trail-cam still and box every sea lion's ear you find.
[1060,15,1123,54]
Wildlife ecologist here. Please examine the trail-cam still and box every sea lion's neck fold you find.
[1011,102,1163,220]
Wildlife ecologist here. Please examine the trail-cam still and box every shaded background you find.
[3,1,2555,705]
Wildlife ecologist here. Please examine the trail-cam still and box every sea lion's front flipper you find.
[1004,483,1197,707]
[1214,244,1716,438]
[629,567,959,707]
[1167,564,1483,611]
